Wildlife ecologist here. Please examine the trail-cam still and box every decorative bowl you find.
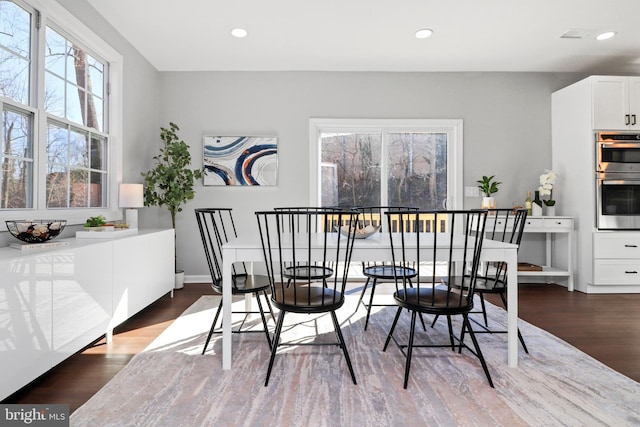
[5,220,67,244]
[338,224,381,239]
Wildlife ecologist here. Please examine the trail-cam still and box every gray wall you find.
[159,71,583,277]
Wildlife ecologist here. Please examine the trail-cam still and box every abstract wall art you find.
[202,136,278,186]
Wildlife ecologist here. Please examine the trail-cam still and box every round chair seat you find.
[363,265,417,280]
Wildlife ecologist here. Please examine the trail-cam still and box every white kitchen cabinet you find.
[552,74,640,293]
[593,232,640,286]
[593,76,640,130]
[0,229,174,400]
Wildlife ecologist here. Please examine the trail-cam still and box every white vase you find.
[174,270,185,290]
[545,205,556,216]
[481,196,496,209]
[532,203,543,217]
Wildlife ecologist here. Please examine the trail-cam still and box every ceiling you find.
[87,0,640,73]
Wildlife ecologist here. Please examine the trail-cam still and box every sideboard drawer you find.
[594,259,640,285]
[542,218,573,230]
[593,233,640,258]
[524,218,543,229]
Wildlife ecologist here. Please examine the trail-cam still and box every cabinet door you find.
[51,244,113,365]
[111,230,174,328]
[0,257,53,400]
[629,77,640,130]
[592,76,629,130]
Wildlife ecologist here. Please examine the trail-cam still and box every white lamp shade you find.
[119,183,144,208]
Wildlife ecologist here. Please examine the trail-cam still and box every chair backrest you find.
[351,206,418,232]
[273,207,340,232]
[255,209,358,311]
[386,209,488,309]
[195,208,246,290]
[484,208,527,286]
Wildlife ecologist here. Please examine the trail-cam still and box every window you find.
[310,119,463,209]
[0,0,122,224]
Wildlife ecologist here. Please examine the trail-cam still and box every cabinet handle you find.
[626,114,631,125]
[624,244,638,248]
[625,271,638,274]
[633,114,637,126]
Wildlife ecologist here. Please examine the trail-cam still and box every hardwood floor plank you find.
[2,282,640,414]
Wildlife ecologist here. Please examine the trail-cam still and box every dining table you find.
[221,232,520,370]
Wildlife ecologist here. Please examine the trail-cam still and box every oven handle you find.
[600,180,640,185]
[599,142,640,148]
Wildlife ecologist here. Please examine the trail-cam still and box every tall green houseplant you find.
[142,122,203,272]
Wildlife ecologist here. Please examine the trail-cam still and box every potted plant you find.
[477,175,501,209]
[141,122,204,289]
[539,169,558,215]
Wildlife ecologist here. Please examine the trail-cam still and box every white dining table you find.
[221,233,520,370]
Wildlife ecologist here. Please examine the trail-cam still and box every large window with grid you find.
[0,0,122,223]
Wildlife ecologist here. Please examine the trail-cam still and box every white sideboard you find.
[486,215,574,291]
[0,229,174,401]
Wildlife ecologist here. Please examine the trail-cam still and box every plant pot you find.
[532,203,543,217]
[545,205,556,216]
[481,196,496,209]
[174,270,185,290]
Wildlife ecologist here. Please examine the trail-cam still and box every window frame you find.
[309,118,463,209]
[1,0,123,227]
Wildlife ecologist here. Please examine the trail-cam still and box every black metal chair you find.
[351,206,421,331]
[467,208,529,352]
[195,208,275,354]
[256,209,358,386]
[382,209,494,389]
[273,207,343,287]
[431,208,529,352]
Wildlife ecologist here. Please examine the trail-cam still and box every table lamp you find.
[119,183,144,229]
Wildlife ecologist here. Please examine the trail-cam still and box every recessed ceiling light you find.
[596,31,616,41]
[415,28,433,39]
[230,28,248,38]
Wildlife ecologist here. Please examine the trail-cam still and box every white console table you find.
[487,216,574,291]
[0,229,174,401]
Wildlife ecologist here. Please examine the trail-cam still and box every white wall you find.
[159,71,583,277]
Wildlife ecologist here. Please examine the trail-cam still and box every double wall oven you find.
[596,132,640,229]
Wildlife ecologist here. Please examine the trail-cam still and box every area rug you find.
[71,294,640,427]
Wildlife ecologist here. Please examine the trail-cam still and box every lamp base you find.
[125,208,139,229]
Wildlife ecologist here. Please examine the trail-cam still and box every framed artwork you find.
[202,136,278,186]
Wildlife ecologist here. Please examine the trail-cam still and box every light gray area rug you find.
[71,294,640,427]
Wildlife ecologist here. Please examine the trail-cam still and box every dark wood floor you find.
[4,282,640,413]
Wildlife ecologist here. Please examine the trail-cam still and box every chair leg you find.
[462,314,494,388]
[430,314,439,328]
[202,299,223,355]
[499,292,529,354]
[383,307,403,351]
[330,311,357,385]
[444,315,457,351]
[356,277,371,310]
[255,292,273,350]
[363,278,378,331]
[403,310,418,389]
[479,293,488,327]
[262,290,277,324]
[265,311,286,386]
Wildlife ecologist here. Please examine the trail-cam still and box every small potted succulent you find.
[477,175,501,209]
[84,215,112,231]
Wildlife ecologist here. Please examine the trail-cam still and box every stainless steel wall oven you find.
[596,132,640,229]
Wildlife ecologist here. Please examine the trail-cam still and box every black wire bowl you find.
[5,220,67,244]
